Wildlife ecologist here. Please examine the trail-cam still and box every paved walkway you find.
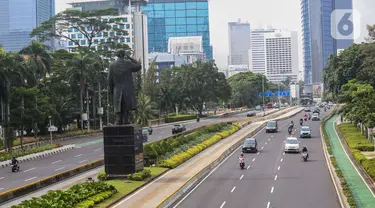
[325,115,375,208]
[111,107,302,208]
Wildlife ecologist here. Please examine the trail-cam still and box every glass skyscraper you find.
[0,0,55,52]
[142,0,213,60]
[301,0,353,85]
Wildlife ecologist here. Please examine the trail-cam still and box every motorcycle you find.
[239,158,245,169]
[304,117,307,122]
[302,152,308,162]
[11,164,20,172]
[300,120,303,126]
[288,127,292,135]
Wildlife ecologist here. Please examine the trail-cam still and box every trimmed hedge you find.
[0,144,58,162]
[337,123,375,184]
[11,182,117,208]
[158,125,240,168]
[321,108,356,207]
[337,123,374,151]
[164,114,196,123]
[144,123,230,163]
[97,169,152,181]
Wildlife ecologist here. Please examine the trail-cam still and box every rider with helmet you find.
[302,146,309,158]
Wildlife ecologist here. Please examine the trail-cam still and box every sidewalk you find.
[325,115,375,208]
[111,107,302,208]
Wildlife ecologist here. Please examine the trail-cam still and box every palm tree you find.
[66,52,97,130]
[134,92,153,126]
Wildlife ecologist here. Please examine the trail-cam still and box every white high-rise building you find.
[227,65,249,78]
[249,28,276,74]
[228,19,250,66]
[168,36,205,64]
[264,30,299,83]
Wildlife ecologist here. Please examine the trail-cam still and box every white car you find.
[284,137,300,153]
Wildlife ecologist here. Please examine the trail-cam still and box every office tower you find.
[301,0,353,88]
[142,0,213,60]
[67,0,118,12]
[228,19,250,66]
[168,36,204,63]
[264,30,299,84]
[249,28,276,74]
[0,0,55,51]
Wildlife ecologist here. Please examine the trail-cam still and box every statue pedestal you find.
[103,125,144,177]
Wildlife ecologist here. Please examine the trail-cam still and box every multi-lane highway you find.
[0,109,264,193]
[175,110,341,208]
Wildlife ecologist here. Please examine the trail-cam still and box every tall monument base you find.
[103,125,144,176]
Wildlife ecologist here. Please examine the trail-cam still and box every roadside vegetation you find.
[0,144,58,162]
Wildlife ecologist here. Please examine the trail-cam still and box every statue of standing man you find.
[108,49,142,125]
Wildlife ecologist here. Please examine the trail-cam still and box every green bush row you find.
[97,169,152,182]
[144,123,230,162]
[12,182,117,208]
[321,109,356,207]
[164,114,196,123]
[75,191,116,208]
[337,123,374,151]
[0,144,58,162]
[158,125,240,168]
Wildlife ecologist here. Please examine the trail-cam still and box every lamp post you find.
[48,116,52,145]
[262,74,265,116]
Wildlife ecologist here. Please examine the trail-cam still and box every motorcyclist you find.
[11,157,18,166]
[239,153,245,160]
[300,118,303,125]
[302,146,309,158]
[308,113,311,120]
[196,115,200,122]
[289,121,294,128]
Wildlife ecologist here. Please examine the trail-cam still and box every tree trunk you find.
[80,82,84,130]
[98,83,103,130]
[86,84,90,131]
[20,96,24,149]
[6,97,11,152]
[93,90,97,130]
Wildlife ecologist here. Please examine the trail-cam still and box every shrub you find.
[75,191,116,208]
[127,169,152,181]
[164,114,196,123]
[0,144,58,162]
[144,144,158,159]
[97,170,108,181]
[337,123,374,151]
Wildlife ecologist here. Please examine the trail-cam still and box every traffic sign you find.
[274,91,279,96]
[48,125,58,132]
[265,91,273,97]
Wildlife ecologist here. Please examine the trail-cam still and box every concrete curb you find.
[334,121,375,195]
[0,158,104,205]
[320,109,349,208]
[157,107,303,208]
[0,144,75,168]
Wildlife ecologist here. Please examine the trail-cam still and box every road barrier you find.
[0,158,104,205]
[157,107,303,208]
[0,144,75,168]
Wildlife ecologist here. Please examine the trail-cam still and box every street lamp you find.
[48,116,52,145]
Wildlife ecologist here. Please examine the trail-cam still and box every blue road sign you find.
[274,91,279,96]
[282,90,290,96]
[258,92,262,97]
[265,91,272,97]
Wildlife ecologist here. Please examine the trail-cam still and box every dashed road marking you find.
[23,167,36,172]
[231,186,236,193]
[74,154,83,157]
[278,166,280,170]
[220,201,226,208]
[240,175,244,180]
[270,187,274,193]
[267,202,271,208]
[280,158,283,162]
[274,175,278,180]
[25,177,37,182]
[100,154,104,157]
[94,148,101,151]
[283,152,285,155]
[252,158,256,162]
[261,147,264,150]
[52,160,62,164]
[247,165,251,170]
[0,177,4,180]
[257,152,260,155]
[79,160,88,164]
[265,142,268,145]
[54,167,65,172]
[0,188,3,191]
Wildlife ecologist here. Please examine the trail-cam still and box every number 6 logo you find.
[331,9,360,40]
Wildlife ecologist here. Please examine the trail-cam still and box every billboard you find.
[313,84,323,98]
[290,84,299,98]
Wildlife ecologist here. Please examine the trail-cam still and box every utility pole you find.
[262,75,265,116]
[278,83,281,110]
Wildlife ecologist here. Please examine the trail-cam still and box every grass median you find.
[0,144,59,162]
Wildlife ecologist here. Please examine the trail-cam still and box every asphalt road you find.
[175,109,341,208]
[0,109,266,193]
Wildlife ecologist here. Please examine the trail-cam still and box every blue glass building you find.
[142,0,213,60]
[301,0,353,85]
[0,0,55,52]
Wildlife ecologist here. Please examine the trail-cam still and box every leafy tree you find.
[30,9,128,50]
[133,92,153,126]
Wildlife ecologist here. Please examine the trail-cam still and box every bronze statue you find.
[108,50,142,125]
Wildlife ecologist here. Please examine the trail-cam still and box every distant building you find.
[148,52,189,83]
[0,0,55,51]
[227,65,249,78]
[168,36,204,64]
[249,28,276,74]
[228,19,251,66]
[264,30,299,84]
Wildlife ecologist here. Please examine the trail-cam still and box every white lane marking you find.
[261,146,264,150]
[270,187,274,193]
[23,167,36,172]
[278,166,280,170]
[52,160,62,164]
[54,167,65,172]
[79,160,88,164]
[24,177,37,182]
[257,152,260,155]
[94,148,101,151]
[158,136,162,139]
[252,158,256,162]
[268,138,270,141]
[100,154,104,157]
[274,175,278,180]
[0,188,3,191]
[247,165,251,170]
[267,202,271,208]
[169,126,267,208]
[283,152,285,155]
[271,135,273,137]
[231,186,236,193]
[220,201,226,208]
[240,175,244,180]
[280,158,283,162]
[74,154,83,157]
[265,142,268,145]
[0,177,4,180]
